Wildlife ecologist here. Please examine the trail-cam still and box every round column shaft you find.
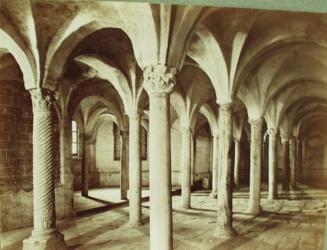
[210,134,219,198]
[120,130,129,200]
[128,112,142,226]
[297,138,303,182]
[144,65,176,250]
[281,136,290,192]
[248,118,263,215]
[23,89,66,250]
[181,127,192,209]
[233,139,241,189]
[289,137,297,190]
[268,129,277,200]
[215,103,235,237]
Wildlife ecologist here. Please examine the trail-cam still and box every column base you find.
[214,226,237,238]
[247,205,262,215]
[209,192,217,199]
[23,231,67,250]
[267,192,278,200]
[129,218,142,227]
[182,204,191,209]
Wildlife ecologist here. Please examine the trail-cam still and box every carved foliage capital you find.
[219,102,233,112]
[267,128,277,137]
[29,89,53,113]
[143,64,176,95]
[249,118,263,129]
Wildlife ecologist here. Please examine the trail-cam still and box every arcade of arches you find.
[0,1,327,250]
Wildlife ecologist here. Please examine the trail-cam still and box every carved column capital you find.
[219,102,233,112]
[29,89,53,113]
[180,126,192,135]
[249,118,264,129]
[267,128,277,137]
[120,130,129,138]
[280,134,290,144]
[233,138,241,144]
[143,64,177,95]
[128,110,141,120]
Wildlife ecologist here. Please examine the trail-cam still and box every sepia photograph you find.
[0,0,327,249]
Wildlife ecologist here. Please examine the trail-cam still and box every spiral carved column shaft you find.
[248,118,263,215]
[268,129,278,200]
[23,89,66,250]
[215,103,235,237]
[181,127,192,209]
[210,134,219,198]
[143,64,176,250]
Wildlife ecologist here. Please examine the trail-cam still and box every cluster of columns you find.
[23,76,306,250]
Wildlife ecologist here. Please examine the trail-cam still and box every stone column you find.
[248,119,263,215]
[128,111,142,226]
[233,138,241,189]
[297,138,303,182]
[191,135,195,186]
[181,127,192,209]
[289,137,297,189]
[143,65,176,250]
[23,89,66,250]
[281,136,290,192]
[120,130,129,200]
[59,117,74,217]
[81,134,89,197]
[88,139,96,173]
[302,140,306,179]
[215,103,235,237]
[210,134,219,198]
[268,128,277,200]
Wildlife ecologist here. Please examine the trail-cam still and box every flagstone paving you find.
[1,184,326,250]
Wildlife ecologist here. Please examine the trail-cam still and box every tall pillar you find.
[88,139,96,173]
[248,119,263,215]
[81,134,89,197]
[215,103,235,237]
[23,89,66,250]
[143,65,176,250]
[289,137,297,189]
[120,130,129,200]
[281,136,290,191]
[233,138,241,189]
[302,140,306,180]
[191,135,195,186]
[181,127,192,209]
[128,112,142,226]
[268,128,277,200]
[297,138,303,182]
[210,134,219,198]
[59,116,74,217]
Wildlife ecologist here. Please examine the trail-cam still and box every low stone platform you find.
[1,184,326,250]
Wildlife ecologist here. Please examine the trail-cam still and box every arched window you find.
[72,120,79,156]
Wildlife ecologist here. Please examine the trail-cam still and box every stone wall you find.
[0,80,61,232]
[304,124,327,187]
[194,126,211,188]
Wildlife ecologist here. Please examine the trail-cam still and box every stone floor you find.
[73,188,150,212]
[1,184,327,250]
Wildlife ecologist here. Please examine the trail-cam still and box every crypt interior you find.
[0,1,327,250]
